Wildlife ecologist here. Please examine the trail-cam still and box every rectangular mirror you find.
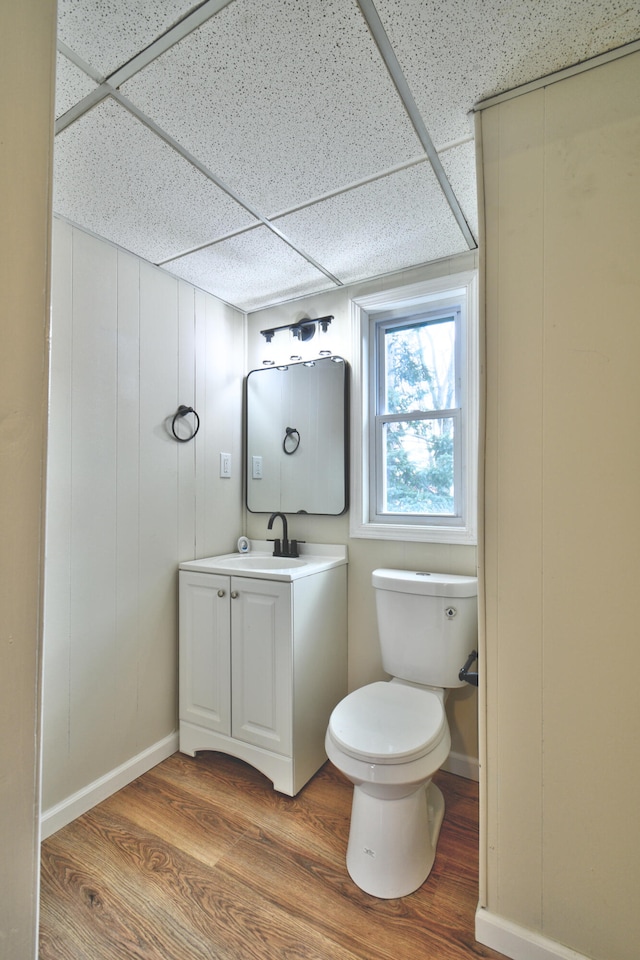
[246,357,349,515]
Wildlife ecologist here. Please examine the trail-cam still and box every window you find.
[350,270,477,544]
[373,306,461,521]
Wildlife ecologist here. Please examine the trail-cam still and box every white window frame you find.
[350,270,478,544]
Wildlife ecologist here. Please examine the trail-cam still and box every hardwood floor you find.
[40,752,506,960]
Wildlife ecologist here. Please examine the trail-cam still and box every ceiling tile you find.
[163,227,337,312]
[439,140,478,242]
[376,0,640,145]
[121,0,423,215]
[274,162,468,285]
[57,0,200,77]
[53,97,256,263]
[53,0,636,314]
[56,53,97,119]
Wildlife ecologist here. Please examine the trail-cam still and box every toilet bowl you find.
[326,567,478,899]
[325,679,452,898]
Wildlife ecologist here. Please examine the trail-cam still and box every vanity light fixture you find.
[260,315,333,344]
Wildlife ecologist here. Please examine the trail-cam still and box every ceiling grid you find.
[53,0,640,312]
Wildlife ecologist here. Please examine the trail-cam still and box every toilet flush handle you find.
[459,650,479,687]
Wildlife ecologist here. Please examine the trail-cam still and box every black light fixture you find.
[260,315,333,345]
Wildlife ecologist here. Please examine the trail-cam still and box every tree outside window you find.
[381,316,457,516]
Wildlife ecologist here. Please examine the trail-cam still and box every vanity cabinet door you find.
[230,576,292,755]
[179,571,231,735]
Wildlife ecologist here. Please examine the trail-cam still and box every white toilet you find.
[325,568,478,899]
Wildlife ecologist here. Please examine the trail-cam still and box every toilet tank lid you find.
[372,568,478,597]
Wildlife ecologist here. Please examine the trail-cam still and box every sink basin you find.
[180,543,347,582]
[220,555,307,570]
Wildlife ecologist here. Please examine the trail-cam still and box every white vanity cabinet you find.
[178,549,347,795]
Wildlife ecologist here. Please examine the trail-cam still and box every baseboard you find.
[442,749,479,781]
[475,908,591,960]
[40,731,179,840]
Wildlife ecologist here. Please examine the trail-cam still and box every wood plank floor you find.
[40,752,506,960]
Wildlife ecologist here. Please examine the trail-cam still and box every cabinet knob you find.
[217,589,226,598]
[230,591,239,599]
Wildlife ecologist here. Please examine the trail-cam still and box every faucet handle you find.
[269,538,282,556]
[289,539,306,558]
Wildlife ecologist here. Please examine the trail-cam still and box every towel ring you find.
[171,405,200,443]
[283,426,300,455]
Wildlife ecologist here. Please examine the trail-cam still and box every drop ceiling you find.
[54,0,640,313]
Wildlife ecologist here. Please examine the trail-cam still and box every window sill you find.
[349,517,477,545]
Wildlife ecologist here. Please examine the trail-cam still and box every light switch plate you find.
[220,452,232,478]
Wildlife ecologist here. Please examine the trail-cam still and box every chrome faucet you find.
[267,512,299,558]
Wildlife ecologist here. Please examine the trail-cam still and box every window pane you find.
[384,318,455,414]
[382,417,455,516]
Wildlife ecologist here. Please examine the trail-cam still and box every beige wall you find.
[480,51,640,960]
[0,0,56,953]
[245,256,480,770]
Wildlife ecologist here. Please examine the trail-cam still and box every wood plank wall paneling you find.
[178,282,197,560]
[137,262,182,748]
[42,222,245,817]
[194,287,209,555]
[115,249,142,754]
[196,293,246,556]
[40,754,504,960]
[482,92,546,927]
[480,51,640,960]
[70,231,120,785]
[539,56,640,960]
[43,221,74,776]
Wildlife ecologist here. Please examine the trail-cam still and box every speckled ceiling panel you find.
[57,0,200,77]
[375,0,640,145]
[55,53,97,119]
[54,97,256,263]
[163,227,337,313]
[121,0,423,215]
[274,161,468,285]
[438,139,478,242]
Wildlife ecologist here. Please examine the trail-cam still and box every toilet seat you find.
[328,681,447,764]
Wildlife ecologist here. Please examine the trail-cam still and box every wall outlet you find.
[220,452,232,478]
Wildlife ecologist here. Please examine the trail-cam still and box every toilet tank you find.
[372,569,478,688]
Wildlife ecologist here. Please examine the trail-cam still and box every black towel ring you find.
[283,426,300,455]
[171,405,200,443]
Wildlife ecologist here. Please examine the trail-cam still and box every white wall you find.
[42,230,479,834]
[42,221,245,827]
[245,254,480,772]
[479,51,640,960]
